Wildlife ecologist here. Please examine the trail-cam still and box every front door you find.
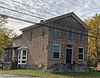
[66,48,72,63]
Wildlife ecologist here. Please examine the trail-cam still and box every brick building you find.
[3,12,90,71]
[17,12,90,71]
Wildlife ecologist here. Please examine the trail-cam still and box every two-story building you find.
[17,12,90,71]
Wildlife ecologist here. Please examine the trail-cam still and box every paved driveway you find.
[0,73,40,78]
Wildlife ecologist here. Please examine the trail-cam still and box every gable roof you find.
[21,12,90,31]
[13,34,22,40]
[45,12,90,30]
[20,24,39,31]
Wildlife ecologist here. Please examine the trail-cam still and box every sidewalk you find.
[0,73,41,78]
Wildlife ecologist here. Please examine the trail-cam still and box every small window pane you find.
[79,31,84,41]
[22,61,26,63]
[68,29,73,40]
[22,51,26,59]
[78,54,83,59]
[53,52,59,58]
[79,48,83,53]
[53,45,60,52]
[19,61,20,63]
[55,29,60,37]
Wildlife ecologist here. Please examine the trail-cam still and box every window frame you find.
[79,31,84,42]
[78,47,84,61]
[54,26,61,37]
[67,28,73,40]
[42,29,45,36]
[18,49,27,64]
[52,44,61,59]
[29,31,33,43]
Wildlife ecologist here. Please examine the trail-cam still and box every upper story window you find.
[78,47,84,60]
[68,28,73,40]
[54,25,61,37]
[79,31,84,41]
[42,29,45,36]
[29,31,33,43]
[53,44,61,59]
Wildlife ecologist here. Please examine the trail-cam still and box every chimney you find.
[40,20,44,23]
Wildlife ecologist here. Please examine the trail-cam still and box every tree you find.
[0,15,14,56]
[85,13,100,65]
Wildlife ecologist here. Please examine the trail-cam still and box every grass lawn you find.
[0,69,100,78]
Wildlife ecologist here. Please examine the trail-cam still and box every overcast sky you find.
[0,0,100,35]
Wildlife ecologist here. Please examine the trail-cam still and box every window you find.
[78,47,84,60]
[68,29,73,40]
[29,31,33,43]
[54,26,61,37]
[18,51,21,59]
[18,50,27,64]
[42,29,45,36]
[53,44,61,59]
[22,51,26,59]
[79,31,84,41]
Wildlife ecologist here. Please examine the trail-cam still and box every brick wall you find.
[22,26,49,69]
[21,16,88,69]
[47,16,88,68]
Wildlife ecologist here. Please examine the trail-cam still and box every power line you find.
[10,0,56,16]
[0,0,93,33]
[0,1,10,6]
[1,13,100,40]
[0,3,99,39]
[66,0,91,11]
[66,0,100,16]
[0,4,45,20]
[9,0,100,20]
[0,1,87,32]
[0,1,47,19]
[10,0,47,19]
[81,7,100,18]
[90,0,100,8]
[29,0,99,19]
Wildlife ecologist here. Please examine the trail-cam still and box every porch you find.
[2,47,19,70]
[4,47,19,62]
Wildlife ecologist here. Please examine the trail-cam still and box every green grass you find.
[0,69,100,78]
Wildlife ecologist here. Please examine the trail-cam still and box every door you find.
[66,49,72,63]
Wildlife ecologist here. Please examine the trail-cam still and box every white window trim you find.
[78,47,84,61]
[18,50,27,64]
[52,44,61,60]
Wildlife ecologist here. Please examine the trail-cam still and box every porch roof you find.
[4,46,20,50]
[17,46,28,50]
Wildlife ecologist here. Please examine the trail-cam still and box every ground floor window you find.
[18,49,27,64]
[78,47,84,61]
[53,44,61,59]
